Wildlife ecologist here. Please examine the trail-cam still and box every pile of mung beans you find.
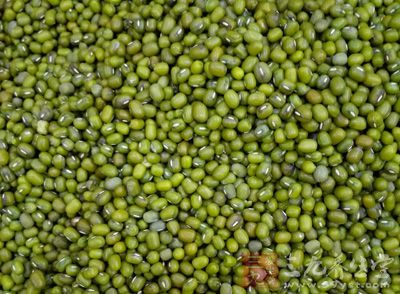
[0,0,400,293]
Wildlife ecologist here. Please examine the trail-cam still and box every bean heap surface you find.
[0,0,400,293]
